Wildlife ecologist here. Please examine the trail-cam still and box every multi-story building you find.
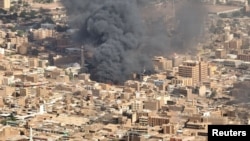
[148,116,169,127]
[215,49,226,59]
[131,100,143,112]
[229,39,242,50]
[171,76,193,86]
[178,61,199,86]
[28,58,38,68]
[0,0,10,9]
[199,61,208,83]
[32,28,56,40]
[7,36,28,46]
[178,60,208,86]
[153,56,172,71]
[237,53,250,61]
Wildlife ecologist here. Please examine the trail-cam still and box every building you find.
[28,58,38,68]
[0,0,10,9]
[229,39,242,50]
[148,116,169,127]
[215,49,226,59]
[178,60,208,86]
[178,61,199,86]
[162,124,176,134]
[144,100,161,111]
[32,29,56,40]
[199,61,208,83]
[153,56,172,71]
[131,100,143,112]
[237,53,250,61]
[171,76,193,86]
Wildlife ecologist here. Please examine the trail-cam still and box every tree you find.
[17,30,25,37]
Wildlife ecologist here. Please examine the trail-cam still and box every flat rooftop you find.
[205,5,243,14]
[31,2,63,10]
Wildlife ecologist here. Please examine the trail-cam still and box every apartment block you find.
[32,28,56,40]
[148,116,169,127]
[153,56,173,71]
[237,53,250,61]
[215,49,226,59]
[178,60,208,86]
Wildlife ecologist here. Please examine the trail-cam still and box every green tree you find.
[17,30,25,37]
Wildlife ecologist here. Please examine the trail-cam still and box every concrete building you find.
[131,100,143,112]
[153,56,172,71]
[0,0,10,9]
[162,124,176,134]
[28,58,38,68]
[32,29,56,40]
[237,53,250,61]
[148,116,169,127]
[171,76,193,86]
[179,61,199,85]
[215,49,227,59]
[199,61,208,83]
[229,39,242,50]
[178,60,208,86]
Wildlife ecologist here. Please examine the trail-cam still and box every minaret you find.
[81,46,85,69]
[29,127,33,141]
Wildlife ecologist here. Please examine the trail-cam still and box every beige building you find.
[7,36,28,46]
[237,53,250,61]
[0,0,10,9]
[0,86,15,97]
[178,61,199,86]
[32,28,56,40]
[171,76,193,86]
[28,58,38,68]
[131,100,143,112]
[215,49,226,59]
[153,56,172,71]
[199,61,208,83]
[228,39,242,49]
[148,116,169,127]
[178,60,208,86]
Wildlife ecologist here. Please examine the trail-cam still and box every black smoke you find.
[226,81,250,104]
[61,0,207,84]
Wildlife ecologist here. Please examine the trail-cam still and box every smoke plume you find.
[226,81,250,104]
[61,0,207,84]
